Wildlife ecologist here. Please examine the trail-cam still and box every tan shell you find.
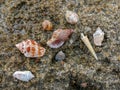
[42,20,53,30]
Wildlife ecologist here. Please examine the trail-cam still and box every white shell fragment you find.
[81,33,98,60]
[65,10,79,24]
[13,71,34,82]
[93,27,104,46]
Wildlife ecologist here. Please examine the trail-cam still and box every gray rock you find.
[13,71,34,82]
[55,51,65,61]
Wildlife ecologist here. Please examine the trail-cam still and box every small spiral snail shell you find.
[65,10,79,24]
[42,20,53,30]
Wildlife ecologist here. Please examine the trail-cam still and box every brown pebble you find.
[81,82,87,88]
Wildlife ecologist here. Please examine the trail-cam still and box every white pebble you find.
[13,71,34,82]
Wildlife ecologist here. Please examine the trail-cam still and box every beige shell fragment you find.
[81,33,98,60]
[93,27,104,46]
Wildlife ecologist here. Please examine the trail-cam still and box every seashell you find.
[42,20,53,30]
[93,27,104,46]
[55,51,65,61]
[47,29,73,48]
[65,10,79,24]
[81,33,98,60]
[13,71,34,82]
[16,39,45,57]
[47,39,65,49]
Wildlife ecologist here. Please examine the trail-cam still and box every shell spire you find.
[16,39,45,58]
[81,33,98,60]
[47,29,73,48]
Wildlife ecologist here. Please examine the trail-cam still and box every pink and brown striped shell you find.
[16,39,45,57]
[47,29,73,48]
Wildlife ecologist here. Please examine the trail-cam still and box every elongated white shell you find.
[93,27,104,46]
[81,33,98,60]
[65,10,79,24]
[13,71,34,82]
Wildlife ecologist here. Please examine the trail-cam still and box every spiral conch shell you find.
[47,29,73,48]
[65,10,79,24]
[13,71,34,82]
[16,39,45,57]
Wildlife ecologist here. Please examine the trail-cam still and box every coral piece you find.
[81,33,98,60]
[42,20,53,30]
[13,71,34,82]
[93,27,104,46]
[47,29,73,48]
[16,39,45,57]
[65,10,79,24]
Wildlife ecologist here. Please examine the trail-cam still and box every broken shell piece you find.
[93,27,104,46]
[16,39,46,57]
[47,29,73,48]
[81,33,98,60]
[65,10,79,24]
[13,71,34,82]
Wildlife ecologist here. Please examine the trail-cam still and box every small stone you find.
[55,51,65,61]
[81,82,87,88]
[118,36,120,40]
[13,71,34,82]
[93,27,104,46]
[84,26,91,33]
[69,39,74,44]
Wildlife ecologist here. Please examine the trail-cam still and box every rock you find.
[84,26,91,33]
[13,71,34,82]
[55,51,65,61]
[93,27,104,46]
